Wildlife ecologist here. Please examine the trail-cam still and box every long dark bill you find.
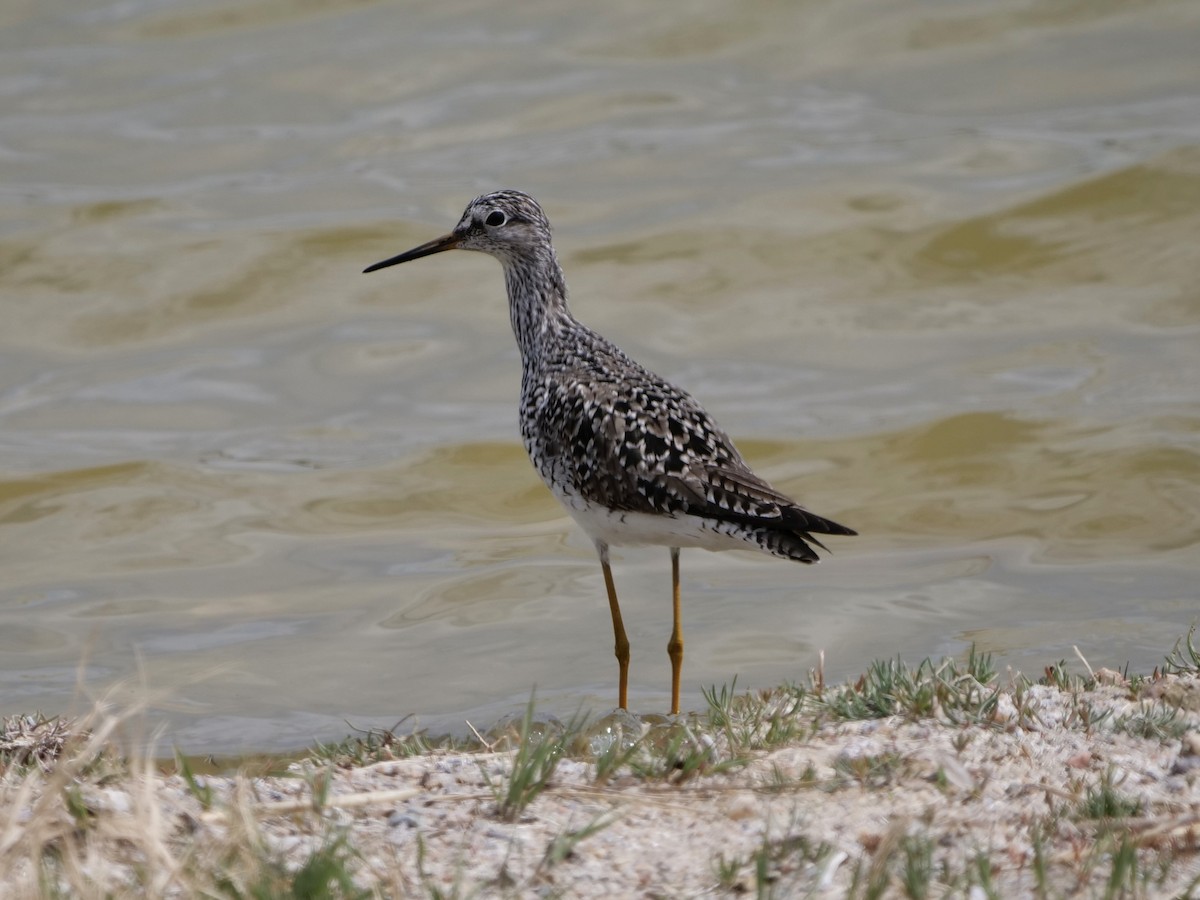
[362,233,460,274]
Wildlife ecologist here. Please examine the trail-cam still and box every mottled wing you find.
[529,347,854,549]
[525,364,720,515]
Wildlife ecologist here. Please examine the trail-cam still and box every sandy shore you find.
[3,656,1200,897]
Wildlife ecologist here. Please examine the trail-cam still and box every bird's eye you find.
[485,210,507,227]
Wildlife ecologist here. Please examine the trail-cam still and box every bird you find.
[363,190,855,716]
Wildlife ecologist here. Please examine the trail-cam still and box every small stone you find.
[1180,732,1200,757]
[1066,751,1093,770]
[722,795,759,821]
[859,831,882,853]
[387,809,420,828]
[991,693,1018,725]
[270,835,304,856]
[818,850,848,890]
[935,755,975,792]
[1170,755,1200,776]
[100,790,132,815]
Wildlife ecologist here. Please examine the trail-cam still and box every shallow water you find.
[1,0,1198,753]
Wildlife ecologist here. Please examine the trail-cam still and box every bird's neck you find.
[503,249,573,364]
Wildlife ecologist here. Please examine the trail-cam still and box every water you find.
[1,0,1198,753]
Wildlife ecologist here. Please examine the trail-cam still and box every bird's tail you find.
[751,506,857,564]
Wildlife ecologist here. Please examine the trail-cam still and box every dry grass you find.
[0,690,390,898]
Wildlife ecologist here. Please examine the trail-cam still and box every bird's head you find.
[363,190,553,274]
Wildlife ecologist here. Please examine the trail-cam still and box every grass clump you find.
[1163,623,1200,675]
[899,834,934,899]
[539,811,618,869]
[703,678,815,754]
[1076,768,1142,822]
[1112,702,1189,740]
[483,696,583,821]
[833,751,907,789]
[311,719,474,769]
[1,713,79,775]
[589,728,642,786]
[215,830,370,900]
[626,723,746,784]
[820,647,999,724]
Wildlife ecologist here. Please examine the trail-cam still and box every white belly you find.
[557,493,755,553]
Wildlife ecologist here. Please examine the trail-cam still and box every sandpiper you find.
[364,190,855,715]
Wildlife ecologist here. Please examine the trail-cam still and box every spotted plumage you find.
[364,189,855,714]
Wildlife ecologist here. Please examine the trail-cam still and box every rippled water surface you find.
[2,0,1199,752]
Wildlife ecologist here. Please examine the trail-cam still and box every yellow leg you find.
[667,547,683,716]
[597,542,630,710]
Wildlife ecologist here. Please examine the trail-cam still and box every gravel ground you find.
[3,668,1200,897]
